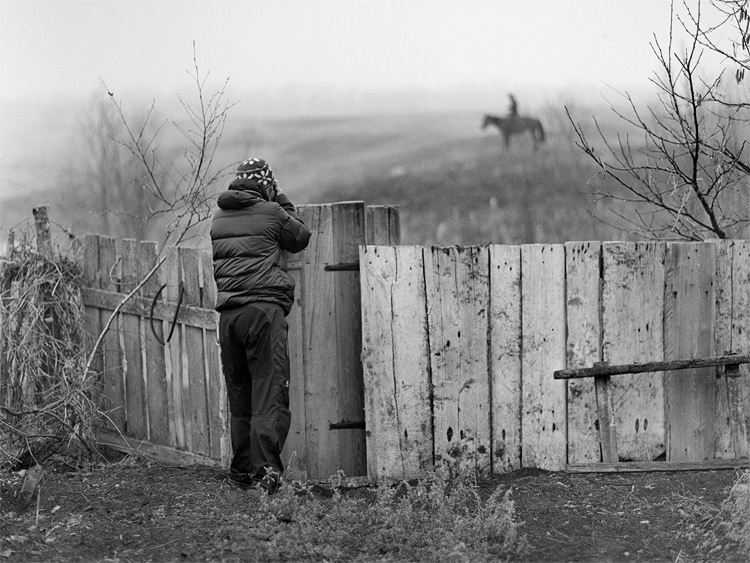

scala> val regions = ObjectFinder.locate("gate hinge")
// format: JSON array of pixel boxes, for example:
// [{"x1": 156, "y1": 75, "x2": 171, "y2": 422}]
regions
[
  {"x1": 324, "y1": 262, "x2": 359, "y2": 271},
  {"x1": 329, "y1": 420, "x2": 366, "y2": 430}
]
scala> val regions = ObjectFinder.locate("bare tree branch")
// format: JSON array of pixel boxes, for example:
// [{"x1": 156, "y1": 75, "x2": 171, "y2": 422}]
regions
[
  {"x1": 102, "y1": 42, "x2": 238, "y2": 250},
  {"x1": 567, "y1": 0, "x2": 749, "y2": 240}
]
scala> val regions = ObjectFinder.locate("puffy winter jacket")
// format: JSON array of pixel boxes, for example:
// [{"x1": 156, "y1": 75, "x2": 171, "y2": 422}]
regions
[{"x1": 210, "y1": 181, "x2": 311, "y2": 315}]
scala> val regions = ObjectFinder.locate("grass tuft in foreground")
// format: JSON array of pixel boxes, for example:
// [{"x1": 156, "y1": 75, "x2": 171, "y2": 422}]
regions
[
  {"x1": 675, "y1": 468, "x2": 750, "y2": 562},
  {"x1": 222, "y1": 465, "x2": 528, "y2": 562},
  {"x1": 715, "y1": 469, "x2": 750, "y2": 558}
]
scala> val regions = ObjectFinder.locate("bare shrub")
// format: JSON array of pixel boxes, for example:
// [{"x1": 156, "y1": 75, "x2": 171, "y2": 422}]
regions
[
  {"x1": 569, "y1": 0, "x2": 750, "y2": 240},
  {"x1": 719, "y1": 470, "x2": 750, "y2": 557},
  {"x1": 103, "y1": 42, "x2": 237, "y2": 248},
  {"x1": 0, "y1": 230, "x2": 97, "y2": 469}
]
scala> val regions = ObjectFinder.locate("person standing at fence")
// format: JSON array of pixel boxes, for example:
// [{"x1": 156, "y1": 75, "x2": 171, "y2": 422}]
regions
[{"x1": 210, "y1": 157, "x2": 311, "y2": 494}]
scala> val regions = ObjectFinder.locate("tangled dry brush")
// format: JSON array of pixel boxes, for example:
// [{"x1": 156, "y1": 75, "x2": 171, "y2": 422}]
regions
[{"x1": 0, "y1": 234, "x2": 100, "y2": 470}]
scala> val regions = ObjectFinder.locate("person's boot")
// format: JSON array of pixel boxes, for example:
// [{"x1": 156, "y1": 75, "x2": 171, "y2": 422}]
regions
[{"x1": 260, "y1": 467, "x2": 282, "y2": 494}]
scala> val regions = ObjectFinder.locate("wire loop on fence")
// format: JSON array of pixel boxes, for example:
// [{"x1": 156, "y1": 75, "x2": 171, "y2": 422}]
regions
[{"x1": 149, "y1": 282, "x2": 184, "y2": 346}]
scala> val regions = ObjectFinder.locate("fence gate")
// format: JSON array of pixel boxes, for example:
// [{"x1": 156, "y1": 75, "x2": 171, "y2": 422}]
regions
[{"x1": 82, "y1": 202, "x2": 400, "y2": 479}]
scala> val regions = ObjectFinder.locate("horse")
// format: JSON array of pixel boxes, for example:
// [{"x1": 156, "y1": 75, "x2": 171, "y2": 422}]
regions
[{"x1": 481, "y1": 114, "x2": 545, "y2": 150}]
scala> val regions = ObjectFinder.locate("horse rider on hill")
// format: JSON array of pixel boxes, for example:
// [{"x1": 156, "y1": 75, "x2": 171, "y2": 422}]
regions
[{"x1": 507, "y1": 94, "x2": 518, "y2": 119}]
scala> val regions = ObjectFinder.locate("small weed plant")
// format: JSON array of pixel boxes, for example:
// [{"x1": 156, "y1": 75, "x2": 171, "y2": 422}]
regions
[
  {"x1": 676, "y1": 469, "x2": 750, "y2": 561},
  {"x1": 717, "y1": 469, "x2": 750, "y2": 558},
  {"x1": 236, "y1": 464, "x2": 528, "y2": 562}
]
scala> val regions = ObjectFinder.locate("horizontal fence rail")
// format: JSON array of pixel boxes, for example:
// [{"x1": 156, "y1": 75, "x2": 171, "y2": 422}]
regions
[
  {"x1": 360, "y1": 240, "x2": 750, "y2": 479},
  {"x1": 554, "y1": 355, "x2": 750, "y2": 379}
]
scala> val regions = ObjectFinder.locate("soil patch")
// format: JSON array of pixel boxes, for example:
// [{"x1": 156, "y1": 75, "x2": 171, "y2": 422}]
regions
[{"x1": 1, "y1": 461, "x2": 745, "y2": 562}]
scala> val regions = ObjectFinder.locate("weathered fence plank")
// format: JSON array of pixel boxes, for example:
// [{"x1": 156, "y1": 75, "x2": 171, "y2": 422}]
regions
[
  {"x1": 366, "y1": 206, "x2": 401, "y2": 245},
  {"x1": 302, "y1": 204, "x2": 340, "y2": 477},
  {"x1": 385, "y1": 246, "x2": 433, "y2": 476},
  {"x1": 713, "y1": 240, "x2": 735, "y2": 459},
  {"x1": 282, "y1": 220, "x2": 307, "y2": 479},
  {"x1": 83, "y1": 235, "x2": 104, "y2": 422},
  {"x1": 520, "y1": 244, "x2": 567, "y2": 470},
  {"x1": 332, "y1": 202, "x2": 367, "y2": 477},
  {"x1": 165, "y1": 246, "x2": 187, "y2": 450},
  {"x1": 139, "y1": 240, "x2": 169, "y2": 447},
  {"x1": 360, "y1": 245, "x2": 433, "y2": 479},
  {"x1": 564, "y1": 241, "x2": 602, "y2": 464},
  {"x1": 730, "y1": 240, "x2": 750, "y2": 457},
  {"x1": 602, "y1": 242, "x2": 665, "y2": 462},
  {"x1": 199, "y1": 250, "x2": 226, "y2": 463},
  {"x1": 425, "y1": 247, "x2": 462, "y2": 468},
  {"x1": 360, "y1": 245, "x2": 398, "y2": 479},
  {"x1": 182, "y1": 247, "x2": 210, "y2": 457},
  {"x1": 664, "y1": 242, "x2": 716, "y2": 461},
  {"x1": 120, "y1": 239, "x2": 147, "y2": 439},
  {"x1": 488, "y1": 244, "x2": 522, "y2": 472},
  {"x1": 99, "y1": 236, "x2": 124, "y2": 431},
  {"x1": 456, "y1": 246, "x2": 491, "y2": 474}
]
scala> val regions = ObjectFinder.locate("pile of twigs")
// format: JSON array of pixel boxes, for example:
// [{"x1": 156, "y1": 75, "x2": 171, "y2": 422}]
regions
[{"x1": 0, "y1": 234, "x2": 99, "y2": 469}]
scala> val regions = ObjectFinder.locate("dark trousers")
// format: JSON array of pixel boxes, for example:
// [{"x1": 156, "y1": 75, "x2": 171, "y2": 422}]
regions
[{"x1": 218, "y1": 302, "x2": 291, "y2": 481}]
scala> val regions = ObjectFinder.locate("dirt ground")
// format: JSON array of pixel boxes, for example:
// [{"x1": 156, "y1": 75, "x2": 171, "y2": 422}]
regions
[{"x1": 0, "y1": 459, "x2": 746, "y2": 562}]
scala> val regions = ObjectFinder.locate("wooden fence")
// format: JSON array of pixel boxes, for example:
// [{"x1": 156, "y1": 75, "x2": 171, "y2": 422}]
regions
[
  {"x1": 82, "y1": 202, "x2": 400, "y2": 479},
  {"x1": 81, "y1": 210, "x2": 749, "y2": 480},
  {"x1": 360, "y1": 241, "x2": 750, "y2": 479}
]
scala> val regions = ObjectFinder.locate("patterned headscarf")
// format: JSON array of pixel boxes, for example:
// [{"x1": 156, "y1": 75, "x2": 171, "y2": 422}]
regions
[{"x1": 234, "y1": 158, "x2": 277, "y2": 200}]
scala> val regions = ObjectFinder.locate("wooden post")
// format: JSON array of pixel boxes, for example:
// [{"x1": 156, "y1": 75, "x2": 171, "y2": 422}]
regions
[
  {"x1": 366, "y1": 205, "x2": 401, "y2": 245},
  {"x1": 32, "y1": 206, "x2": 51, "y2": 258},
  {"x1": 713, "y1": 239, "x2": 735, "y2": 459},
  {"x1": 331, "y1": 202, "x2": 368, "y2": 477}
]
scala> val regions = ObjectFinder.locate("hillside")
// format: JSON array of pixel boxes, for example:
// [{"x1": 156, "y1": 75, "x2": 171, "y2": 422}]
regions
[
  {"x1": 227, "y1": 108, "x2": 629, "y2": 245},
  {"x1": 1, "y1": 105, "x2": 634, "y2": 248}
]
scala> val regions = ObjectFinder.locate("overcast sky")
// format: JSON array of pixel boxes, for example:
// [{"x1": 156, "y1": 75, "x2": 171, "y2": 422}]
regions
[
  {"x1": 1, "y1": 0, "x2": 677, "y2": 102},
  {"x1": 0, "y1": 0, "x2": 695, "y2": 203}
]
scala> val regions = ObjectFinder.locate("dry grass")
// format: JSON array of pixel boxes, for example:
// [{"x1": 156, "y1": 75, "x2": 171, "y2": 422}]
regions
[
  {"x1": 673, "y1": 469, "x2": 750, "y2": 562},
  {"x1": 2, "y1": 461, "x2": 746, "y2": 562},
  {"x1": 0, "y1": 231, "x2": 98, "y2": 470}
]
